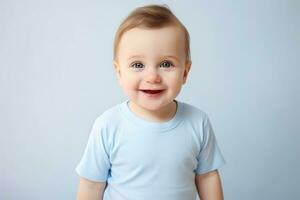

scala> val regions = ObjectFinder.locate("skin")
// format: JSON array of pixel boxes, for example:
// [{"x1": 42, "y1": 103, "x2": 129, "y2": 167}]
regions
[
  {"x1": 76, "y1": 25, "x2": 224, "y2": 200},
  {"x1": 114, "y1": 26, "x2": 191, "y2": 122},
  {"x1": 196, "y1": 170, "x2": 224, "y2": 200},
  {"x1": 76, "y1": 177, "x2": 106, "y2": 200}
]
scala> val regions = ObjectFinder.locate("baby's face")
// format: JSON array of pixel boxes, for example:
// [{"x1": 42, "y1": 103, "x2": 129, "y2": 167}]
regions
[{"x1": 114, "y1": 25, "x2": 191, "y2": 111}]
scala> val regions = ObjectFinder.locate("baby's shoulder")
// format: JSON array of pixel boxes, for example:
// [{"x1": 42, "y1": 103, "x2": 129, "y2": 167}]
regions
[
  {"x1": 180, "y1": 101, "x2": 209, "y2": 121},
  {"x1": 93, "y1": 103, "x2": 123, "y2": 127}
]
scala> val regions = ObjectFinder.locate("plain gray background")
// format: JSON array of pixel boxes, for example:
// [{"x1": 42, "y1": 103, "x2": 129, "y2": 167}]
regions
[{"x1": 1, "y1": 0, "x2": 299, "y2": 199}]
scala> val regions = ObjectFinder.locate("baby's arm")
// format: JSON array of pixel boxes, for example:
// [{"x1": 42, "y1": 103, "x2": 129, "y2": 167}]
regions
[
  {"x1": 76, "y1": 177, "x2": 107, "y2": 200},
  {"x1": 195, "y1": 169, "x2": 224, "y2": 200}
]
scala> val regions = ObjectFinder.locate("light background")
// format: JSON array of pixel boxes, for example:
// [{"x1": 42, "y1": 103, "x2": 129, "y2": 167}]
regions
[{"x1": 0, "y1": 0, "x2": 299, "y2": 199}]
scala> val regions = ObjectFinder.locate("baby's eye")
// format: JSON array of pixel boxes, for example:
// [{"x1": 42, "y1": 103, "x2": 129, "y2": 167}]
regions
[
  {"x1": 131, "y1": 62, "x2": 144, "y2": 69},
  {"x1": 160, "y1": 60, "x2": 173, "y2": 68}
]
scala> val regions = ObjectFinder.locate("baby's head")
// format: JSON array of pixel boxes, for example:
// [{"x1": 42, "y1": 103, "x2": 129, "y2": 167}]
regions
[{"x1": 113, "y1": 5, "x2": 192, "y2": 111}]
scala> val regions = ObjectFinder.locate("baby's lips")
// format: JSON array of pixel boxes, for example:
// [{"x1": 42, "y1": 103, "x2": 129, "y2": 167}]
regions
[{"x1": 140, "y1": 89, "x2": 165, "y2": 94}]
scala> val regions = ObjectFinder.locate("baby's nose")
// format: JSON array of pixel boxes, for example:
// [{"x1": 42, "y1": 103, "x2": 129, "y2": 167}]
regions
[{"x1": 146, "y1": 69, "x2": 161, "y2": 83}]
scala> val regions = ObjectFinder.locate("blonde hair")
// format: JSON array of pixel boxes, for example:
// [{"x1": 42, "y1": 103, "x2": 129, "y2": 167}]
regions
[{"x1": 113, "y1": 4, "x2": 191, "y2": 62}]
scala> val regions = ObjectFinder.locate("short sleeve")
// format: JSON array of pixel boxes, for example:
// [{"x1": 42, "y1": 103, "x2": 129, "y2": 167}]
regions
[
  {"x1": 195, "y1": 115, "x2": 226, "y2": 174},
  {"x1": 75, "y1": 118, "x2": 111, "y2": 182}
]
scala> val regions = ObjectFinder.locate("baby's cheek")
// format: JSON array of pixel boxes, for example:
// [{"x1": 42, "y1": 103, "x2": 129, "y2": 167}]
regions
[
  {"x1": 121, "y1": 80, "x2": 139, "y2": 96},
  {"x1": 170, "y1": 77, "x2": 183, "y2": 87},
  {"x1": 170, "y1": 79, "x2": 184, "y2": 93},
  {"x1": 121, "y1": 75, "x2": 134, "y2": 85},
  {"x1": 123, "y1": 79, "x2": 138, "y2": 90}
]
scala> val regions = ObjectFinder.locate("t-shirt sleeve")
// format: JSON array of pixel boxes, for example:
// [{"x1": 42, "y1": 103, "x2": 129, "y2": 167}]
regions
[
  {"x1": 75, "y1": 118, "x2": 111, "y2": 182},
  {"x1": 195, "y1": 115, "x2": 226, "y2": 175}
]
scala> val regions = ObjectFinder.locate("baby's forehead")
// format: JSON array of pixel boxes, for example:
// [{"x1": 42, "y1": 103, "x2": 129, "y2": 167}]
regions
[
  {"x1": 118, "y1": 26, "x2": 186, "y2": 57},
  {"x1": 122, "y1": 25, "x2": 184, "y2": 40}
]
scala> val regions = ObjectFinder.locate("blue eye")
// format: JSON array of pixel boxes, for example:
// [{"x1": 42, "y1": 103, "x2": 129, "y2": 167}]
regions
[
  {"x1": 131, "y1": 62, "x2": 144, "y2": 69},
  {"x1": 160, "y1": 60, "x2": 173, "y2": 68}
]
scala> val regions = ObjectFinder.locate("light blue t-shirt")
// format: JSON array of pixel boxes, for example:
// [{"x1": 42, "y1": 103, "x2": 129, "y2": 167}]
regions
[{"x1": 76, "y1": 99, "x2": 225, "y2": 200}]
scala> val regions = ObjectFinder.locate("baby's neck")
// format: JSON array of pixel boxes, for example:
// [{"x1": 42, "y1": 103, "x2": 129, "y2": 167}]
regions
[{"x1": 128, "y1": 100, "x2": 177, "y2": 123}]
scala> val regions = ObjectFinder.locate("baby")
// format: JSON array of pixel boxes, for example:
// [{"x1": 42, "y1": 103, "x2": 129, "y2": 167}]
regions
[{"x1": 76, "y1": 4, "x2": 225, "y2": 200}]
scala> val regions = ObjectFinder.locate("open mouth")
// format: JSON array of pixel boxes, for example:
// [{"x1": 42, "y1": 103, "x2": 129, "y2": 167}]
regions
[{"x1": 140, "y1": 90, "x2": 165, "y2": 94}]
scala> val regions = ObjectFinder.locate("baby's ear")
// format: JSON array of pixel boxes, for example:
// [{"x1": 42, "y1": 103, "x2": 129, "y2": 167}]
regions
[
  {"x1": 183, "y1": 60, "x2": 192, "y2": 84},
  {"x1": 113, "y1": 60, "x2": 121, "y2": 78}
]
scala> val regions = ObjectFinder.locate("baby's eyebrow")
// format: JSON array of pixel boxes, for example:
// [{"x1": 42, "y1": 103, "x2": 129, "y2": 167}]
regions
[
  {"x1": 163, "y1": 55, "x2": 179, "y2": 62},
  {"x1": 127, "y1": 55, "x2": 144, "y2": 60}
]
